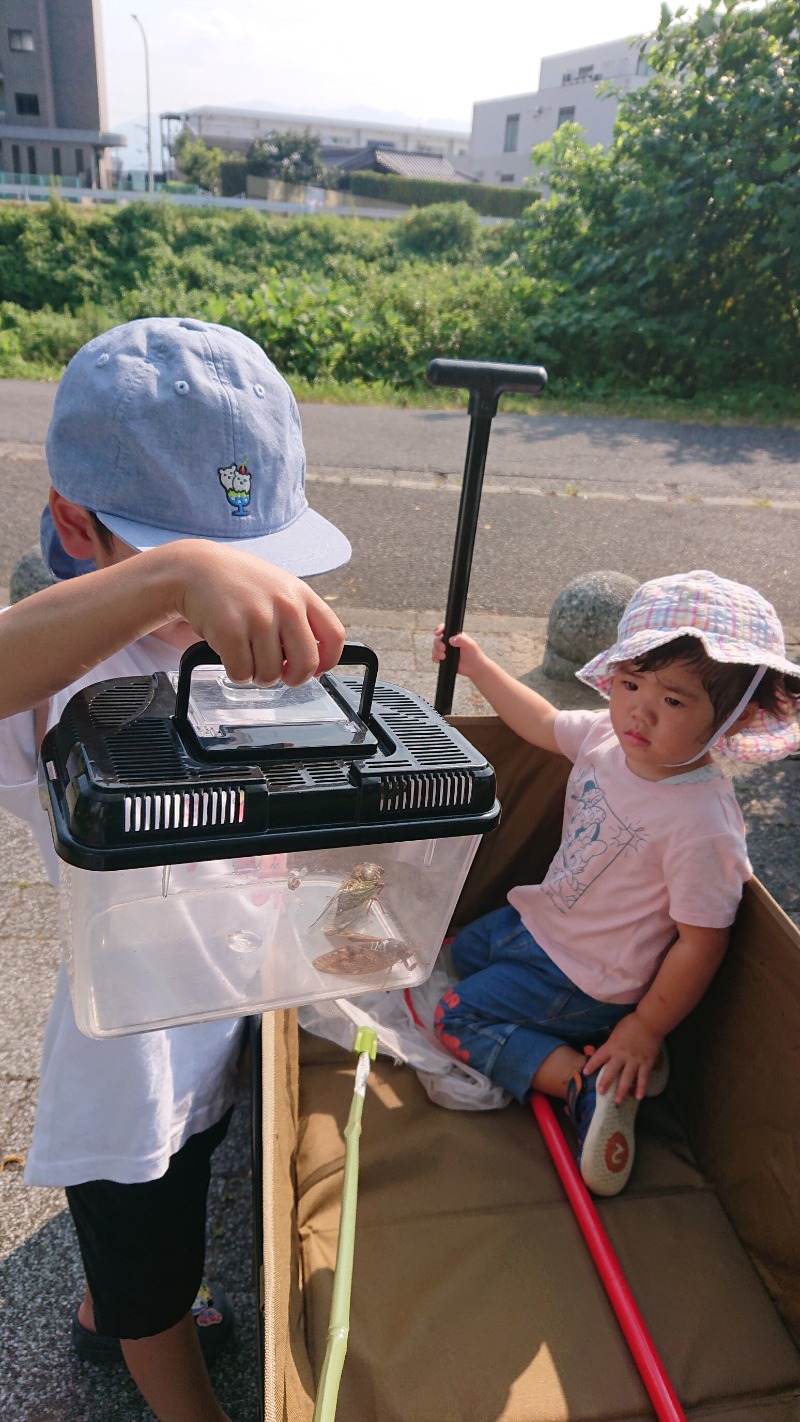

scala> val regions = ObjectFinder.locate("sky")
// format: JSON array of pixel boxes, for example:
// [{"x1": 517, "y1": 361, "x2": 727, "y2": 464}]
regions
[{"x1": 101, "y1": 0, "x2": 674, "y2": 168}]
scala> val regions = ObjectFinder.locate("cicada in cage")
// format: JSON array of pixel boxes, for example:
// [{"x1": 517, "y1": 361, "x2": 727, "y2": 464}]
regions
[
  {"x1": 313, "y1": 931, "x2": 418, "y2": 980},
  {"x1": 311, "y1": 862, "x2": 386, "y2": 934}
]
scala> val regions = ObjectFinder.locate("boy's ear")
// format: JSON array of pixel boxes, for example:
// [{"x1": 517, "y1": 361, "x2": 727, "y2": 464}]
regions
[{"x1": 48, "y1": 489, "x2": 98, "y2": 560}]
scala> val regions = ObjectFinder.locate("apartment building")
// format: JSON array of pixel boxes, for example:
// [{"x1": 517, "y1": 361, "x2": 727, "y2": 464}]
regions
[
  {"x1": 0, "y1": 0, "x2": 124, "y2": 187},
  {"x1": 469, "y1": 36, "x2": 652, "y2": 186}
]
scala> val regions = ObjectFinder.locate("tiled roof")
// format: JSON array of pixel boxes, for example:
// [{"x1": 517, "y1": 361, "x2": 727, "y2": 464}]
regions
[{"x1": 331, "y1": 145, "x2": 475, "y2": 182}]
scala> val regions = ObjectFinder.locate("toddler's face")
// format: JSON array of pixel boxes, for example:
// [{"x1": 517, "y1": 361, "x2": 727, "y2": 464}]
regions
[{"x1": 608, "y1": 659, "x2": 717, "y2": 780}]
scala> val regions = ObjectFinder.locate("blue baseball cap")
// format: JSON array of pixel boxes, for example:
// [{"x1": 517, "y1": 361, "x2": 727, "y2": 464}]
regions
[{"x1": 43, "y1": 317, "x2": 351, "y2": 578}]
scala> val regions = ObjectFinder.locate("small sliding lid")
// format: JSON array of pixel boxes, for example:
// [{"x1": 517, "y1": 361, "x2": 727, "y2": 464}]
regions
[
  {"x1": 172, "y1": 640, "x2": 379, "y2": 762},
  {"x1": 39, "y1": 641, "x2": 500, "y2": 870}
]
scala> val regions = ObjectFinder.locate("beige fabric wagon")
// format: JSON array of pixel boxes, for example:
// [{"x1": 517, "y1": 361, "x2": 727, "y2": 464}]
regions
[{"x1": 259, "y1": 721, "x2": 800, "y2": 1421}]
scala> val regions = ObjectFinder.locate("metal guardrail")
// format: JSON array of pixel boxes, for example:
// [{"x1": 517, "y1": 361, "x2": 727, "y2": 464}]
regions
[
  {"x1": 0, "y1": 171, "x2": 81, "y2": 189},
  {"x1": 0, "y1": 183, "x2": 412, "y2": 219}
]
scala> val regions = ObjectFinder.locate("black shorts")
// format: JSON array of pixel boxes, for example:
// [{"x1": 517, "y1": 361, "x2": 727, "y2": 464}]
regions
[{"x1": 65, "y1": 1107, "x2": 233, "y2": 1339}]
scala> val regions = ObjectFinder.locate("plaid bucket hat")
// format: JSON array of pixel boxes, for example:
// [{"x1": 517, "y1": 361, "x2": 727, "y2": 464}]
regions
[{"x1": 578, "y1": 570, "x2": 800, "y2": 763}]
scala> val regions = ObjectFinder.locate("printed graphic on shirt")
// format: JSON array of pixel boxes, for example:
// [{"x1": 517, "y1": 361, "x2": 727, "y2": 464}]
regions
[{"x1": 543, "y1": 763, "x2": 646, "y2": 912}]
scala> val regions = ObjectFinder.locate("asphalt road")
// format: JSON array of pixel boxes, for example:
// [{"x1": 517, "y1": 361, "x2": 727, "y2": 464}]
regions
[{"x1": 1, "y1": 379, "x2": 799, "y2": 624}]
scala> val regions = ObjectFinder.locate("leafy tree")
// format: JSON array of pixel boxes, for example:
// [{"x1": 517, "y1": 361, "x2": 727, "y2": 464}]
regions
[
  {"x1": 518, "y1": 0, "x2": 800, "y2": 391},
  {"x1": 246, "y1": 131, "x2": 326, "y2": 186},
  {"x1": 172, "y1": 130, "x2": 230, "y2": 194}
]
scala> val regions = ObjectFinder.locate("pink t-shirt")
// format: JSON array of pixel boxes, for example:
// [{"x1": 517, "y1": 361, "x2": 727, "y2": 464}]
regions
[{"x1": 508, "y1": 709, "x2": 751, "y2": 1004}]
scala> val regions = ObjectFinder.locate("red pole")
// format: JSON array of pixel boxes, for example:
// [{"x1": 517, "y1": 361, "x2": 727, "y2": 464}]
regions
[{"x1": 531, "y1": 1091, "x2": 686, "y2": 1422}]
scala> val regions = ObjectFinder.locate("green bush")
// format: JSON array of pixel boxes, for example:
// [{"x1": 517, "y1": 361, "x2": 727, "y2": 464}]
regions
[
  {"x1": 396, "y1": 202, "x2": 481, "y2": 260},
  {"x1": 349, "y1": 171, "x2": 537, "y2": 218}
]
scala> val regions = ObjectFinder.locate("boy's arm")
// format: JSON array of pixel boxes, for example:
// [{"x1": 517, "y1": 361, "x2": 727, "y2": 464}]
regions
[
  {"x1": 433, "y1": 628, "x2": 560, "y2": 753},
  {"x1": 0, "y1": 541, "x2": 345, "y2": 719},
  {"x1": 585, "y1": 921, "x2": 730, "y2": 1101}
]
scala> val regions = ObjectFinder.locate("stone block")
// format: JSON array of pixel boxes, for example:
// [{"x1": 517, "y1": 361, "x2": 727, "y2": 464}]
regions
[{"x1": 543, "y1": 571, "x2": 637, "y2": 681}]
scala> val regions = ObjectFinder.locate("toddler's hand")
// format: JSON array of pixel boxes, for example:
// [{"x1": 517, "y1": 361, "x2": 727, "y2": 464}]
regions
[
  {"x1": 431, "y1": 625, "x2": 484, "y2": 679},
  {"x1": 583, "y1": 1013, "x2": 663, "y2": 1103}
]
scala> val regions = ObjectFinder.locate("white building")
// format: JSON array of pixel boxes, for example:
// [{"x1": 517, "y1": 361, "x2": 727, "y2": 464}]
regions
[
  {"x1": 165, "y1": 106, "x2": 470, "y2": 171},
  {"x1": 469, "y1": 36, "x2": 652, "y2": 186}
]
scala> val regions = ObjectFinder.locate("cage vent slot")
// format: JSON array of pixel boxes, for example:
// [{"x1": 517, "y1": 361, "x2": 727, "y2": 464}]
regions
[
  {"x1": 304, "y1": 763, "x2": 352, "y2": 789},
  {"x1": 380, "y1": 715, "x2": 472, "y2": 769},
  {"x1": 378, "y1": 771, "x2": 474, "y2": 815},
  {"x1": 105, "y1": 721, "x2": 186, "y2": 783},
  {"x1": 89, "y1": 679, "x2": 155, "y2": 730},
  {"x1": 124, "y1": 786, "x2": 246, "y2": 835},
  {"x1": 266, "y1": 766, "x2": 310, "y2": 792}
]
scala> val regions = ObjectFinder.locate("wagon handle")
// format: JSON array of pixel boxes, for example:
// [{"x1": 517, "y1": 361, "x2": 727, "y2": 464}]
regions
[
  {"x1": 531, "y1": 1092, "x2": 687, "y2": 1422},
  {"x1": 427, "y1": 359, "x2": 548, "y2": 715}
]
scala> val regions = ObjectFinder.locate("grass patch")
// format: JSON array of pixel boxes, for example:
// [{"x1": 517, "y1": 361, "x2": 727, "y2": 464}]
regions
[{"x1": 2, "y1": 360, "x2": 798, "y2": 430}]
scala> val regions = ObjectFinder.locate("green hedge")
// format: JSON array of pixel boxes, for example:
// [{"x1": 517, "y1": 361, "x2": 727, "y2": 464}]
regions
[
  {"x1": 219, "y1": 160, "x2": 248, "y2": 198},
  {"x1": 349, "y1": 172, "x2": 536, "y2": 218}
]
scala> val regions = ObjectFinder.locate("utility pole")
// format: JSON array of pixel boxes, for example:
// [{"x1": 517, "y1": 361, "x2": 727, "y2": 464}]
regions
[{"x1": 131, "y1": 14, "x2": 154, "y2": 194}]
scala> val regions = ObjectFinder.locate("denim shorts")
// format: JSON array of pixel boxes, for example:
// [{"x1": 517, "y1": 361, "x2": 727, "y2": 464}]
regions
[{"x1": 434, "y1": 905, "x2": 633, "y2": 1103}]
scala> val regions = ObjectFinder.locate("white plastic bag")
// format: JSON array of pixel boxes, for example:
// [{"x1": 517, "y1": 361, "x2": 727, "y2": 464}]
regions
[{"x1": 297, "y1": 963, "x2": 510, "y2": 1111}]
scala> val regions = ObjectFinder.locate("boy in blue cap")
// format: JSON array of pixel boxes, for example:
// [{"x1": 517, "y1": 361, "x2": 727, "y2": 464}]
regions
[{"x1": 0, "y1": 318, "x2": 351, "y2": 1422}]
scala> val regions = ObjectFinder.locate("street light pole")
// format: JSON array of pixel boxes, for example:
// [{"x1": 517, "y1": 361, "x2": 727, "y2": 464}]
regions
[{"x1": 131, "y1": 13, "x2": 154, "y2": 195}]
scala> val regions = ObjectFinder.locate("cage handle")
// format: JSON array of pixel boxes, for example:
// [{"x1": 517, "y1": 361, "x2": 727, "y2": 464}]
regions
[{"x1": 174, "y1": 640, "x2": 379, "y2": 733}]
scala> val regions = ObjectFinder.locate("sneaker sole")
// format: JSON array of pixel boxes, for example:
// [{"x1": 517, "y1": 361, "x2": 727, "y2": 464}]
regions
[{"x1": 579, "y1": 1075, "x2": 639, "y2": 1196}]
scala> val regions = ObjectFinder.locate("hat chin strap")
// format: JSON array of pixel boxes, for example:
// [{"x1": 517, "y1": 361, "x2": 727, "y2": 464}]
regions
[{"x1": 665, "y1": 665, "x2": 767, "y2": 768}]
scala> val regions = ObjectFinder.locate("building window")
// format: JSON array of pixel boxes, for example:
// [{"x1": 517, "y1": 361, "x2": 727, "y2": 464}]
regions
[
  {"x1": 636, "y1": 54, "x2": 652, "y2": 76},
  {"x1": 9, "y1": 28, "x2": 36, "y2": 51},
  {"x1": 503, "y1": 114, "x2": 520, "y2": 153},
  {"x1": 12, "y1": 144, "x2": 22, "y2": 174},
  {"x1": 500, "y1": 174, "x2": 514, "y2": 184},
  {"x1": 578, "y1": 64, "x2": 595, "y2": 80},
  {"x1": 75, "y1": 147, "x2": 85, "y2": 174},
  {"x1": 27, "y1": 145, "x2": 37, "y2": 174},
  {"x1": 557, "y1": 106, "x2": 576, "y2": 127},
  {"x1": 15, "y1": 92, "x2": 40, "y2": 116},
  {"x1": 52, "y1": 146, "x2": 62, "y2": 176}
]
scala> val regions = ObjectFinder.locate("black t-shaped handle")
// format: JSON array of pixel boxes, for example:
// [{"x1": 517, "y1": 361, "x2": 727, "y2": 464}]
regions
[
  {"x1": 426, "y1": 358, "x2": 548, "y2": 713},
  {"x1": 427, "y1": 358, "x2": 547, "y2": 418}
]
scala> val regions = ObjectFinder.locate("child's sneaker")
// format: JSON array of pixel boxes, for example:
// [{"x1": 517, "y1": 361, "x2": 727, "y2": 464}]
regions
[
  {"x1": 71, "y1": 1281, "x2": 234, "y2": 1363},
  {"x1": 565, "y1": 1054, "x2": 639, "y2": 1197}
]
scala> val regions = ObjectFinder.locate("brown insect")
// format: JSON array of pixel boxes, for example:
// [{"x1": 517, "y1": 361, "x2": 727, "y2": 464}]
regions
[
  {"x1": 311, "y1": 862, "x2": 385, "y2": 933},
  {"x1": 313, "y1": 931, "x2": 418, "y2": 978}
]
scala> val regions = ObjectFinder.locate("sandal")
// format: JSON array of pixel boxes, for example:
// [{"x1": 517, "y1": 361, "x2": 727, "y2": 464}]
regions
[{"x1": 71, "y1": 1280, "x2": 234, "y2": 1363}]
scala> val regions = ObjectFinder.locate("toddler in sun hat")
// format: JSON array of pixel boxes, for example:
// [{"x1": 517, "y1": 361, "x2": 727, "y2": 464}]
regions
[
  {"x1": 431, "y1": 568, "x2": 799, "y2": 1197},
  {"x1": 578, "y1": 569, "x2": 800, "y2": 762}
]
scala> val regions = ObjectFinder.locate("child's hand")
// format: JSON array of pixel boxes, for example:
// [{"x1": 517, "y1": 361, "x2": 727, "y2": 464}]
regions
[
  {"x1": 176, "y1": 544, "x2": 345, "y2": 687},
  {"x1": 431, "y1": 625, "x2": 484, "y2": 679},
  {"x1": 583, "y1": 1013, "x2": 663, "y2": 1104}
]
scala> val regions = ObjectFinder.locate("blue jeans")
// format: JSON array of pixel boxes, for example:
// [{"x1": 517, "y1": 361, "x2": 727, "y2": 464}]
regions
[{"x1": 434, "y1": 905, "x2": 633, "y2": 1103}]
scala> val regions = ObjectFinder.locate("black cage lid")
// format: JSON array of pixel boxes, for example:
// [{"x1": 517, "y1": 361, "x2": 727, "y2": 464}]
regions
[{"x1": 39, "y1": 641, "x2": 499, "y2": 870}]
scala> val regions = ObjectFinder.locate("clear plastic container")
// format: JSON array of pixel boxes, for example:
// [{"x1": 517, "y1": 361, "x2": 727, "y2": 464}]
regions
[{"x1": 61, "y1": 835, "x2": 480, "y2": 1037}]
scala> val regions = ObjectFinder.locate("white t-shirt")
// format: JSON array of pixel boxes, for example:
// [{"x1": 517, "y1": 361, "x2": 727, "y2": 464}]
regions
[
  {"x1": 0, "y1": 624, "x2": 244, "y2": 1187},
  {"x1": 508, "y1": 709, "x2": 751, "y2": 1005}
]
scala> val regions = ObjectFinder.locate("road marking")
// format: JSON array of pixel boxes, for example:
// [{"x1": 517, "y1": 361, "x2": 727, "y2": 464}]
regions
[{"x1": 306, "y1": 469, "x2": 800, "y2": 511}]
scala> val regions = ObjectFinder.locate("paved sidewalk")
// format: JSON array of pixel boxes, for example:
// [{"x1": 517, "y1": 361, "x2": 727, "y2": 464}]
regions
[{"x1": 1, "y1": 607, "x2": 797, "y2": 1422}]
